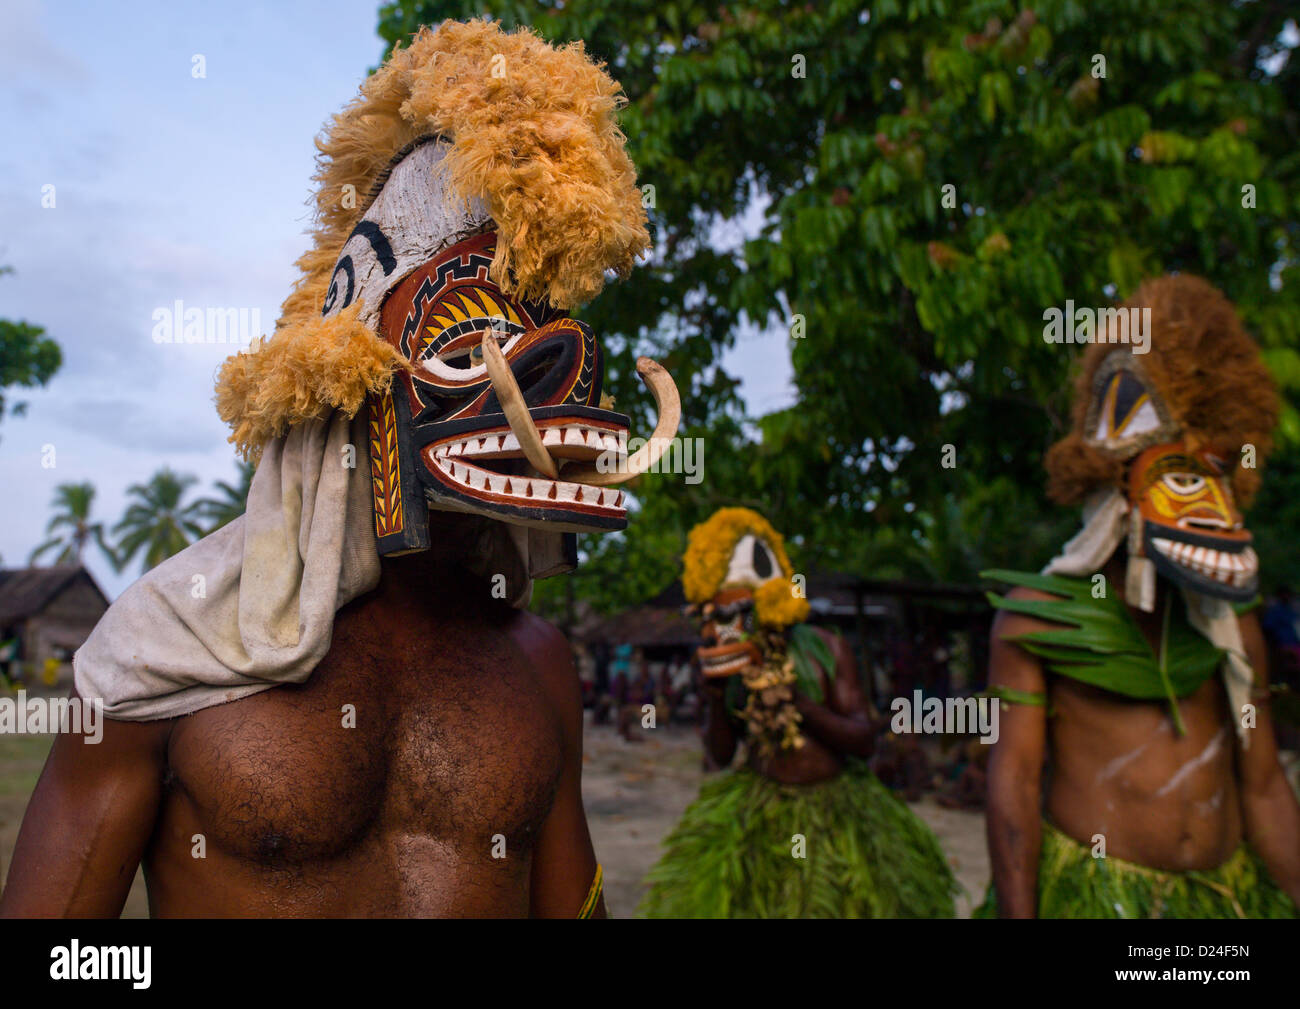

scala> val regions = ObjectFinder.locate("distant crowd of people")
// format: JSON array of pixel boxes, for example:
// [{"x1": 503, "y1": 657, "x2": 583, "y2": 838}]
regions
[{"x1": 573, "y1": 642, "x2": 704, "y2": 742}]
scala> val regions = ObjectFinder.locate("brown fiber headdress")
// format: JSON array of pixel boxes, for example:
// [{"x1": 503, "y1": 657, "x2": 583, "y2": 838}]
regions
[
  {"x1": 214, "y1": 20, "x2": 650, "y2": 459},
  {"x1": 1044, "y1": 274, "x2": 1279, "y2": 508}
]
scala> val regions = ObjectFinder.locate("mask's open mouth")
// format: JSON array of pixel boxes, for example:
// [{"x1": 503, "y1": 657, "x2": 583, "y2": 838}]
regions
[
  {"x1": 1144, "y1": 524, "x2": 1258, "y2": 600},
  {"x1": 695, "y1": 593, "x2": 759, "y2": 677},
  {"x1": 698, "y1": 641, "x2": 761, "y2": 677},
  {"x1": 419, "y1": 405, "x2": 631, "y2": 521},
  {"x1": 408, "y1": 326, "x2": 681, "y2": 533}
]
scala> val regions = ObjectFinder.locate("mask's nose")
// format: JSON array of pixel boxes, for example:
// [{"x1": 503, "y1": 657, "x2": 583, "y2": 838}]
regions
[
  {"x1": 1176, "y1": 478, "x2": 1242, "y2": 532},
  {"x1": 1179, "y1": 509, "x2": 1234, "y2": 531}
]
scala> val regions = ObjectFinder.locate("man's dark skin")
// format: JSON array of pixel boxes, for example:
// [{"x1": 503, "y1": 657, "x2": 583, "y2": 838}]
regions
[
  {"x1": 0, "y1": 513, "x2": 605, "y2": 918},
  {"x1": 701, "y1": 622, "x2": 876, "y2": 785},
  {"x1": 987, "y1": 551, "x2": 1300, "y2": 917}
]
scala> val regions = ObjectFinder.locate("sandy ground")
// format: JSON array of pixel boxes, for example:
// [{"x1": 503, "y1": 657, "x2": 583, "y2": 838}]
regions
[{"x1": 0, "y1": 718, "x2": 989, "y2": 918}]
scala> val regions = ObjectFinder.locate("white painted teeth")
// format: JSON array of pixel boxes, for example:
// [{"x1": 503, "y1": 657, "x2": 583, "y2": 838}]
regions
[
  {"x1": 438, "y1": 425, "x2": 625, "y2": 462},
  {"x1": 431, "y1": 453, "x2": 627, "y2": 511},
  {"x1": 1154, "y1": 536, "x2": 1257, "y2": 587}
]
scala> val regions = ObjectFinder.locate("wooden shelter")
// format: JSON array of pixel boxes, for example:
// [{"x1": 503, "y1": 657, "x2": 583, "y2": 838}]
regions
[{"x1": 0, "y1": 566, "x2": 109, "y2": 688}]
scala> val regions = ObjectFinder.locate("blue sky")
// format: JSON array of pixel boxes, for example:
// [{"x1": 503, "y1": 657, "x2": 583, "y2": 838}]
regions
[{"x1": 0, "y1": 0, "x2": 795, "y2": 598}]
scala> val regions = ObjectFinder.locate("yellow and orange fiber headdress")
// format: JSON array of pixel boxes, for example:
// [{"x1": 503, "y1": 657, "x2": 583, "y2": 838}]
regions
[
  {"x1": 1044, "y1": 274, "x2": 1279, "y2": 508},
  {"x1": 215, "y1": 20, "x2": 650, "y2": 459},
  {"x1": 682, "y1": 507, "x2": 810, "y2": 629}
]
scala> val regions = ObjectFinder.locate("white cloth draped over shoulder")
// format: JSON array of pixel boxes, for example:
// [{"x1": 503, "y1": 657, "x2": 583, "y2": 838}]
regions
[{"x1": 74, "y1": 411, "x2": 381, "y2": 720}]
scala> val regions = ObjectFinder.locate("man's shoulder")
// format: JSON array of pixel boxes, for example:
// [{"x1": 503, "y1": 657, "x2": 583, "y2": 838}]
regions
[
  {"x1": 992, "y1": 585, "x2": 1075, "y2": 640},
  {"x1": 507, "y1": 610, "x2": 570, "y2": 663},
  {"x1": 507, "y1": 611, "x2": 580, "y2": 706}
]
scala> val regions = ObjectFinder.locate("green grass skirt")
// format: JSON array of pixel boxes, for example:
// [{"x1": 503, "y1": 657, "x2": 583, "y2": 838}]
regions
[
  {"x1": 636, "y1": 760, "x2": 956, "y2": 918},
  {"x1": 973, "y1": 820, "x2": 1298, "y2": 919}
]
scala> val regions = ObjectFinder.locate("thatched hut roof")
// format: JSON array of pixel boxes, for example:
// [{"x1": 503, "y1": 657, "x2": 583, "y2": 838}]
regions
[{"x1": 0, "y1": 566, "x2": 107, "y2": 625}]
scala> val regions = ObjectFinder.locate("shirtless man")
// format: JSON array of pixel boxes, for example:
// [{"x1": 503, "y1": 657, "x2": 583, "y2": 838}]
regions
[
  {"x1": 639, "y1": 507, "x2": 955, "y2": 918},
  {"x1": 1, "y1": 22, "x2": 665, "y2": 918},
  {"x1": 987, "y1": 554, "x2": 1300, "y2": 917},
  {"x1": 983, "y1": 274, "x2": 1300, "y2": 917},
  {"x1": 1, "y1": 517, "x2": 600, "y2": 917}
]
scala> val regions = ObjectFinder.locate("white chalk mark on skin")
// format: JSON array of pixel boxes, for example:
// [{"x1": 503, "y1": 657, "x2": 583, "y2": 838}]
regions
[
  {"x1": 1154, "y1": 728, "x2": 1227, "y2": 798},
  {"x1": 1097, "y1": 741, "x2": 1149, "y2": 784},
  {"x1": 1193, "y1": 787, "x2": 1226, "y2": 817}
]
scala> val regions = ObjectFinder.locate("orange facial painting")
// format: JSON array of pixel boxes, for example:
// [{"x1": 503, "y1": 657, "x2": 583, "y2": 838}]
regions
[
  {"x1": 1128, "y1": 440, "x2": 1258, "y2": 599},
  {"x1": 1131, "y1": 442, "x2": 1245, "y2": 539}
]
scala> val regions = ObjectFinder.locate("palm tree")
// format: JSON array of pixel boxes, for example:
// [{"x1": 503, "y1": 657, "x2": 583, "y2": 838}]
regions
[
  {"x1": 29, "y1": 482, "x2": 114, "y2": 567},
  {"x1": 112, "y1": 468, "x2": 206, "y2": 573},
  {"x1": 194, "y1": 459, "x2": 256, "y2": 532}
]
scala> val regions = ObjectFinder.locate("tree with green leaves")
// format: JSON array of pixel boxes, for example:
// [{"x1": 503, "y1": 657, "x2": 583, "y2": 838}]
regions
[
  {"x1": 0, "y1": 265, "x2": 61, "y2": 427},
  {"x1": 112, "y1": 468, "x2": 207, "y2": 573},
  {"x1": 29, "y1": 482, "x2": 116, "y2": 568},
  {"x1": 194, "y1": 459, "x2": 256, "y2": 533},
  {"x1": 377, "y1": 1, "x2": 1299, "y2": 614}
]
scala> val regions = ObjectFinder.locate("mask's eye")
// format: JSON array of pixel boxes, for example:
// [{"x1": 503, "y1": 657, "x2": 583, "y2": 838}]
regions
[
  {"x1": 724, "y1": 533, "x2": 781, "y2": 587},
  {"x1": 418, "y1": 287, "x2": 528, "y2": 381},
  {"x1": 321, "y1": 221, "x2": 397, "y2": 319},
  {"x1": 323, "y1": 255, "x2": 355, "y2": 316},
  {"x1": 1162, "y1": 473, "x2": 1206, "y2": 495}
]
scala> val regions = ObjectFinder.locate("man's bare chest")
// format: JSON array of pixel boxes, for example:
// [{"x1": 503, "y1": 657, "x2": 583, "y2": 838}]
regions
[
  {"x1": 1048, "y1": 676, "x2": 1236, "y2": 799},
  {"x1": 161, "y1": 639, "x2": 565, "y2": 868}
]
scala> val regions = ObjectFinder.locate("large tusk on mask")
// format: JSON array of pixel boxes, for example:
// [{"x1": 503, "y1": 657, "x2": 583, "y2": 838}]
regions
[
  {"x1": 480, "y1": 330, "x2": 559, "y2": 479},
  {"x1": 563, "y1": 357, "x2": 682, "y2": 487}
]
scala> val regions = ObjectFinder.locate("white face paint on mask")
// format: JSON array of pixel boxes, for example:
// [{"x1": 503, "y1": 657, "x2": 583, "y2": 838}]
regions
[
  {"x1": 321, "y1": 137, "x2": 491, "y2": 329},
  {"x1": 722, "y1": 533, "x2": 780, "y2": 589}
]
